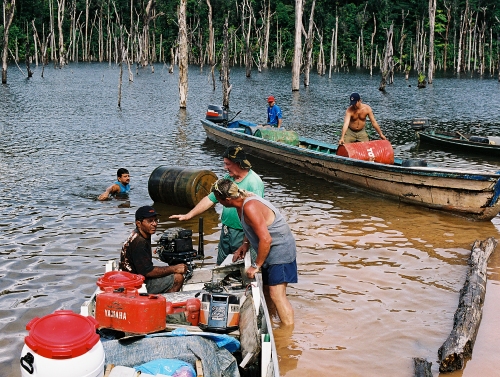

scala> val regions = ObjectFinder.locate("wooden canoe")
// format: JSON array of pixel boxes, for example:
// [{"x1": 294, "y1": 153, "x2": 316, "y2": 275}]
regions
[
  {"x1": 201, "y1": 118, "x2": 500, "y2": 221},
  {"x1": 417, "y1": 129, "x2": 500, "y2": 156}
]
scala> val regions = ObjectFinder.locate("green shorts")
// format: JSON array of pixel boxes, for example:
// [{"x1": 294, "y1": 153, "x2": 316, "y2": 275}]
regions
[
  {"x1": 217, "y1": 225, "x2": 257, "y2": 265},
  {"x1": 344, "y1": 127, "x2": 369, "y2": 143},
  {"x1": 145, "y1": 275, "x2": 175, "y2": 294}
]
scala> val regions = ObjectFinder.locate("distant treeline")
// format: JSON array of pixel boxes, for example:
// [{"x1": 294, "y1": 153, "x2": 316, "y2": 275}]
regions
[{"x1": 2, "y1": 0, "x2": 500, "y2": 76}]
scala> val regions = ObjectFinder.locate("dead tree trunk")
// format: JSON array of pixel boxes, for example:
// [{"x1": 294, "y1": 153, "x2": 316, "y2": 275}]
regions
[
  {"x1": 328, "y1": 27, "x2": 334, "y2": 78},
  {"x1": 57, "y1": 0, "x2": 66, "y2": 66},
  {"x1": 291, "y1": 0, "x2": 303, "y2": 91},
  {"x1": 370, "y1": 13, "x2": 376, "y2": 76},
  {"x1": 379, "y1": 23, "x2": 393, "y2": 92},
  {"x1": 443, "y1": 1, "x2": 451, "y2": 72},
  {"x1": 303, "y1": 0, "x2": 316, "y2": 87},
  {"x1": 206, "y1": 0, "x2": 214, "y2": 66},
  {"x1": 413, "y1": 358, "x2": 432, "y2": 377},
  {"x1": 178, "y1": 0, "x2": 188, "y2": 108},
  {"x1": 2, "y1": 0, "x2": 16, "y2": 84},
  {"x1": 222, "y1": 16, "x2": 231, "y2": 108},
  {"x1": 438, "y1": 237, "x2": 497, "y2": 373},
  {"x1": 427, "y1": 0, "x2": 436, "y2": 84},
  {"x1": 262, "y1": 0, "x2": 272, "y2": 69},
  {"x1": 25, "y1": 41, "x2": 33, "y2": 77}
]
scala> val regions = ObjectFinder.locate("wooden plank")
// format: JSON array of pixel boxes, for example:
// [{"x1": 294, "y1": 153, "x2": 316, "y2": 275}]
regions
[{"x1": 195, "y1": 359, "x2": 203, "y2": 377}]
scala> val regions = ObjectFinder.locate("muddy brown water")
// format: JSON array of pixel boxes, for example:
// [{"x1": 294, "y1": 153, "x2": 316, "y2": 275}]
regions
[{"x1": 1, "y1": 64, "x2": 500, "y2": 376}]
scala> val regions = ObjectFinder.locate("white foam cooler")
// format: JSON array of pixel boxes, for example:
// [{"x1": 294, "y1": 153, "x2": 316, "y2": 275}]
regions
[{"x1": 20, "y1": 310, "x2": 104, "y2": 377}]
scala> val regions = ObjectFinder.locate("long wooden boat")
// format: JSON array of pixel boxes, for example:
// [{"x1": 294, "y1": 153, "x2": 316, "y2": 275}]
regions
[
  {"x1": 201, "y1": 117, "x2": 500, "y2": 221},
  {"x1": 416, "y1": 129, "x2": 500, "y2": 156},
  {"x1": 80, "y1": 253, "x2": 280, "y2": 377}
]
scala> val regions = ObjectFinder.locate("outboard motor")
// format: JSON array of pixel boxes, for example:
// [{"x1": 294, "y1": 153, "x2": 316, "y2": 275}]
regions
[
  {"x1": 157, "y1": 227, "x2": 198, "y2": 266},
  {"x1": 206, "y1": 105, "x2": 228, "y2": 124},
  {"x1": 411, "y1": 118, "x2": 430, "y2": 131},
  {"x1": 156, "y1": 218, "x2": 205, "y2": 281}
]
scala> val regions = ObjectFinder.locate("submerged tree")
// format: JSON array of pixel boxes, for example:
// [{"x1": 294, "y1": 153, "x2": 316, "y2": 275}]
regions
[
  {"x1": 178, "y1": 0, "x2": 188, "y2": 108},
  {"x1": 291, "y1": 0, "x2": 303, "y2": 91},
  {"x1": 2, "y1": 0, "x2": 16, "y2": 84}
]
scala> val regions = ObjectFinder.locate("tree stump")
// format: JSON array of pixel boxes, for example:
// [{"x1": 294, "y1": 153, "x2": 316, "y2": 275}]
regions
[
  {"x1": 413, "y1": 358, "x2": 432, "y2": 377},
  {"x1": 438, "y1": 237, "x2": 497, "y2": 372}
]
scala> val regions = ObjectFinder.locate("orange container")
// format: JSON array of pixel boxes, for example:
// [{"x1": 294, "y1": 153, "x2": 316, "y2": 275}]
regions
[
  {"x1": 166, "y1": 298, "x2": 201, "y2": 326},
  {"x1": 336, "y1": 140, "x2": 394, "y2": 164},
  {"x1": 95, "y1": 288, "x2": 166, "y2": 334}
]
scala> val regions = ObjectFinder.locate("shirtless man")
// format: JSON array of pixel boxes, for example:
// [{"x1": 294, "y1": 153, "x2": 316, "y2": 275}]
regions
[
  {"x1": 339, "y1": 92, "x2": 387, "y2": 145},
  {"x1": 98, "y1": 168, "x2": 130, "y2": 200}
]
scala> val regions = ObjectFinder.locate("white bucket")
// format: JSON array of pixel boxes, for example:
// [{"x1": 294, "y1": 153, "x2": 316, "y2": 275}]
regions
[{"x1": 20, "y1": 310, "x2": 104, "y2": 377}]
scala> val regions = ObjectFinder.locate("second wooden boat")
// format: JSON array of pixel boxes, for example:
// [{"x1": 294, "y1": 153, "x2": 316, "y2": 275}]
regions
[{"x1": 201, "y1": 108, "x2": 500, "y2": 221}]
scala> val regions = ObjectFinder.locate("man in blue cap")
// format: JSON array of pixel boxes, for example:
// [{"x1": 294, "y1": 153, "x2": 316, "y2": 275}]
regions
[
  {"x1": 339, "y1": 92, "x2": 386, "y2": 145},
  {"x1": 119, "y1": 205, "x2": 187, "y2": 293}
]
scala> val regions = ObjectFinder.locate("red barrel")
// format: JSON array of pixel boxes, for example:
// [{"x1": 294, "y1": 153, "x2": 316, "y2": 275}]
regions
[{"x1": 336, "y1": 140, "x2": 394, "y2": 164}]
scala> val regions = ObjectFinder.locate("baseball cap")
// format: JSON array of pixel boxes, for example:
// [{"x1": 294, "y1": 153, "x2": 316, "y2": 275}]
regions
[
  {"x1": 267, "y1": 96, "x2": 275, "y2": 103},
  {"x1": 223, "y1": 146, "x2": 252, "y2": 169},
  {"x1": 135, "y1": 205, "x2": 158, "y2": 221},
  {"x1": 350, "y1": 93, "x2": 360, "y2": 105}
]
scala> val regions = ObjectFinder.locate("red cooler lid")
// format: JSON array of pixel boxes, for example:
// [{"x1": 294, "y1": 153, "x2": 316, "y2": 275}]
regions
[
  {"x1": 25, "y1": 310, "x2": 100, "y2": 359},
  {"x1": 96, "y1": 271, "x2": 145, "y2": 290}
]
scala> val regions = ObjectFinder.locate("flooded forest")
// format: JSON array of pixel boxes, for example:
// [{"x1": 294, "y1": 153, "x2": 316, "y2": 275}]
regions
[{"x1": 2, "y1": 0, "x2": 500, "y2": 87}]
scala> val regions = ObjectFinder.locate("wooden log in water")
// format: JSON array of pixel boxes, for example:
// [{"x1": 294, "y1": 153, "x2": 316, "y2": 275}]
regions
[
  {"x1": 438, "y1": 237, "x2": 497, "y2": 373},
  {"x1": 413, "y1": 358, "x2": 432, "y2": 377}
]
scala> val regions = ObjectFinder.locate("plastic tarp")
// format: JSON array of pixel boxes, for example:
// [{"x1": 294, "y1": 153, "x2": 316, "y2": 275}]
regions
[
  {"x1": 148, "y1": 328, "x2": 240, "y2": 353},
  {"x1": 102, "y1": 335, "x2": 240, "y2": 377}
]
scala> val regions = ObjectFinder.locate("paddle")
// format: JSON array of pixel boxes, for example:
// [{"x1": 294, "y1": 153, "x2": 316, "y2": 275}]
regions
[{"x1": 456, "y1": 131, "x2": 469, "y2": 141}]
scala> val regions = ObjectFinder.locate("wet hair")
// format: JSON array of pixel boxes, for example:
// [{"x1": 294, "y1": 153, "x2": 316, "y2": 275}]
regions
[
  {"x1": 117, "y1": 168, "x2": 129, "y2": 177},
  {"x1": 211, "y1": 178, "x2": 249, "y2": 200}
]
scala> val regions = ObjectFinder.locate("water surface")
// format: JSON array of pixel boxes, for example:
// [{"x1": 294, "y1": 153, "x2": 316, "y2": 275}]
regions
[{"x1": 1, "y1": 64, "x2": 500, "y2": 376}]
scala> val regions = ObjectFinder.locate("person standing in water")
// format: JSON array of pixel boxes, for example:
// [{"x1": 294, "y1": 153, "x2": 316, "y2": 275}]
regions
[{"x1": 98, "y1": 168, "x2": 130, "y2": 200}]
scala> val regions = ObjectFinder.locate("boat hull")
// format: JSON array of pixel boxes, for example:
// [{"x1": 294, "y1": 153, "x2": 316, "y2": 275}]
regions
[
  {"x1": 417, "y1": 130, "x2": 500, "y2": 156},
  {"x1": 202, "y1": 120, "x2": 500, "y2": 221}
]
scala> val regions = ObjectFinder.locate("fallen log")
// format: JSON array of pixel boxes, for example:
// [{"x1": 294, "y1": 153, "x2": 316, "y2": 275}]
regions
[
  {"x1": 438, "y1": 237, "x2": 497, "y2": 373},
  {"x1": 413, "y1": 357, "x2": 432, "y2": 377}
]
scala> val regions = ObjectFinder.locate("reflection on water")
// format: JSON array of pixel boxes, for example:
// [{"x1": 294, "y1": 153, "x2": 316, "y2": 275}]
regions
[{"x1": 1, "y1": 64, "x2": 500, "y2": 376}]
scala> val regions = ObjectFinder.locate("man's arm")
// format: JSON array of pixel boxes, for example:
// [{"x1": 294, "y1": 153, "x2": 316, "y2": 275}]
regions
[
  {"x1": 145, "y1": 264, "x2": 187, "y2": 278},
  {"x1": 98, "y1": 183, "x2": 120, "y2": 201},
  {"x1": 169, "y1": 195, "x2": 215, "y2": 221},
  {"x1": 339, "y1": 109, "x2": 352, "y2": 145},
  {"x1": 277, "y1": 117, "x2": 283, "y2": 128},
  {"x1": 366, "y1": 106, "x2": 387, "y2": 140}
]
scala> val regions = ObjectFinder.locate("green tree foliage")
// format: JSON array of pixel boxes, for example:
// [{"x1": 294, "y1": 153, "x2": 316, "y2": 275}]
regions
[{"x1": 2, "y1": 0, "x2": 499, "y2": 74}]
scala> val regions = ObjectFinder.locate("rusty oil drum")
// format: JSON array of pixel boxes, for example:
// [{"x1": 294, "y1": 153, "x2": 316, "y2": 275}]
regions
[
  {"x1": 336, "y1": 140, "x2": 394, "y2": 164},
  {"x1": 148, "y1": 166, "x2": 217, "y2": 208}
]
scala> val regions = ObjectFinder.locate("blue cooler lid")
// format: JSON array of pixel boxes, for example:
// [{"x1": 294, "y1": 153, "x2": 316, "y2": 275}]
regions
[{"x1": 25, "y1": 310, "x2": 100, "y2": 359}]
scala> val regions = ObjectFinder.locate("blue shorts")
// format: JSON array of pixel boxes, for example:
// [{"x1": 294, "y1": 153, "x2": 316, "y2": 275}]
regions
[{"x1": 262, "y1": 260, "x2": 298, "y2": 286}]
